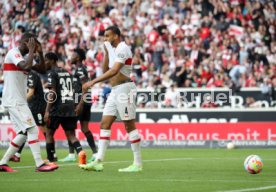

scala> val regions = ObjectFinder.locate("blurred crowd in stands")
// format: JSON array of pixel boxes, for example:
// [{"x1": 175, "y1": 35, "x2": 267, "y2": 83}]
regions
[{"x1": 0, "y1": 0, "x2": 275, "y2": 108}]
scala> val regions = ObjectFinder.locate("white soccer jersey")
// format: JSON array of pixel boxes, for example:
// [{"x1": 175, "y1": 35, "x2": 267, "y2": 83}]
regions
[
  {"x1": 104, "y1": 41, "x2": 116, "y2": 68},
  {"x1": 104, "y1": 41, "x2": 133, "y2": 78},
  {"x1": 2, "y1": 47, "x2": 28, "y2": 106}
]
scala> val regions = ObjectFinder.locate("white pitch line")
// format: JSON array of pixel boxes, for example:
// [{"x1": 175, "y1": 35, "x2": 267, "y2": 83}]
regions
[
  {"x1": 217, "y1": 185, "x2": 276, "y2": 192},
  {"x1": 12, "y1": 157, "x2": 244, "y2": 169},
  {"x1": 11, "y1": 157, "x2": 276, "y2": 169},
  {"x1": 1, "y1": 178, "x2": 276, "y2": 184},
  {"x1": 13, "y1": 157, "x2": 194, "y2": 169},
  {"x1": 4, "y1": 157, "x2": 276, "y2": 189}
]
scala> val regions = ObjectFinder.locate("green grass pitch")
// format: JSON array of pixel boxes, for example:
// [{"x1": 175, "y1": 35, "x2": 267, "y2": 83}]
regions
[{"x1": 1, "y1": 148, "x2": 276, "y2": 192}]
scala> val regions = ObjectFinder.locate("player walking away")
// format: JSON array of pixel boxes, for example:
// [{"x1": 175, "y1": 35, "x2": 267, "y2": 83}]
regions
[
  {"x1": 44, "y1": 52, "x2": 86, "y2": 165},
  {"x1": 78, "y1": 26, "x2": 142, "y2": 172},
  {"x1": 59, "y1": 48, "x2": 97, "y2": 163},
  {"x1": 27, "y1": 70, "x2": 47, "y2": 138},
  {"x1": 0, "y1": 33, "x2": 58, "y2": 172},
  {"x1": 9, "y1": 70, "x2": 55, "y2": 162}
]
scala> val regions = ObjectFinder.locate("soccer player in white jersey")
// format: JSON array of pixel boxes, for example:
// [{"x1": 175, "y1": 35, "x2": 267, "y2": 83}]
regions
[
  {"x1": 78, "y1": 26, "x2": 142, "y2": 172},
  {"x1": 0, "y1": 33, "x2": 58, "y2": 172}
]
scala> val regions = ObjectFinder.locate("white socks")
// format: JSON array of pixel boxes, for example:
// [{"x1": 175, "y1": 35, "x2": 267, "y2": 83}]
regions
[
  {"x1": 68, "y1": 153, "x2": 75, "y2": 158},
  {"x1": 95, "y1": 128, "x2": 142, "y2": 167},
  {"x1": 0, "y1": 134, "x2": 26, "y2": 165},
  {"x1": 96, "y1": 129, "x2": 111, "y2": 162},
  {"x1": 27, "y1": 127, "x2": 44, "y2": 167},
  {"x1": 0, "y1": 127, "x2": 44, "y2": 167},
  {"x1": 129, "y1": 129, "x2": 142, "y2": 166},
  {"x1": 15, "y1": 152, "x2": 21, "y2": 157}
]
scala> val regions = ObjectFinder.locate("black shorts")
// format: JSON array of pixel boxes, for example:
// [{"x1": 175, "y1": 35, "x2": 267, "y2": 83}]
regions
[
  {"x1": 79, "y1": 104, "x2": 91, "y2": 122},
  {"x1": 47, "y1": 116, "x2": 78, "y2": 131},
  {"x1": 32, "y1": 112, "x2": 46, "y2": 126}
]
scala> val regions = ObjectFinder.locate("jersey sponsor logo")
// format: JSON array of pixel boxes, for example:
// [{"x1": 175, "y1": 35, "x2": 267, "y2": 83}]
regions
[{"x1": 125, "y1": 58, "x2": 132, "y2": 65}]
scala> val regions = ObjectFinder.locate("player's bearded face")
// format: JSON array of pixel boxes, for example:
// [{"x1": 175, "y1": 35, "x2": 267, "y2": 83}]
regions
[
  {"x1": 104, "y1": 30, "x2": 116, "y2": 46},
  {"x1": 110, "y1": 36, "x2": 115, "y2": 46}
]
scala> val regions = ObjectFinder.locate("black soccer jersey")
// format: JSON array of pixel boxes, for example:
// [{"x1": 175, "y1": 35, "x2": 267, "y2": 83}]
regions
[
  {"x1": 73, "y1": 65, "x2": 92, "y2": 105},
  {"x1": 46, "y1": 67, "x2": 76, "y2": 117},
  {"x1": 27, "y1": 70, "x2": 46, "y2": 113}
]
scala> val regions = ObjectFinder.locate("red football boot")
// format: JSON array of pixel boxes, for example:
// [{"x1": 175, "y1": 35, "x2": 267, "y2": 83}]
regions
[
  {"x1": 36, "y1": 163, "x2": 58, "y2": 172},
  {"x1": 0, "y1": 164, "x2": 17, "y2": 172}
]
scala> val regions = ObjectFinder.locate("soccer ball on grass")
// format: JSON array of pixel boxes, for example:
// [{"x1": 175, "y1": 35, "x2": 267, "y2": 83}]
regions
[{"x1": 244, "y1": 155, "x2": 263, "y2": 174}]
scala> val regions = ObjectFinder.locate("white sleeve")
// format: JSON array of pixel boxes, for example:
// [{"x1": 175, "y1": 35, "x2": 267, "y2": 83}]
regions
[
  {"x1": 8, "y1": 49, "x2": 24, "y2": 66},
  {"x1": 114, "y1": 45, "x2": 128, "y2": 64}
]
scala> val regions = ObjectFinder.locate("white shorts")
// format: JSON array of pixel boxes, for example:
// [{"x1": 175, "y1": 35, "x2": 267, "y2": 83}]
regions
[
  {"x1": 103, "y1": 82, "x2": 137, "y2": 121},
  {"x1": 6, "y1": 105, "x2": 36, "y2": 133}
]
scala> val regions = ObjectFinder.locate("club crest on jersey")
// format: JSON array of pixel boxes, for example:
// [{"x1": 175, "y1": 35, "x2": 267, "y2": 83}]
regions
[
  {"x1": 118, "y1": 53, "x2": 125, "y2": 58},
  {"x1": 26, "y1": 118, "x2": 33, "y2": 126}
]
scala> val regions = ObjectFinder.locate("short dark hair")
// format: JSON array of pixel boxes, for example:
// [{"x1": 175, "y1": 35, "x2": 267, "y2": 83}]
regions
[
  {"x1": 73, "y1": 48, "x2": 86, "y2": 61},
  {"x1": 21, "y1": 33, "x2": 37, "y2": 42},
  {"x1": 45, "y1": 52, "x2": 58, "y2": 62},
  {"x1": 105, "y1": 25, "x2": 121, "y2": 36}
]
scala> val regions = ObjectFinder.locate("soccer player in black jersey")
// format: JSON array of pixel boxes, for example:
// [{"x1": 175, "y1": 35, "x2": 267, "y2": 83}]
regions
[
  {"x1": 27, "y1": 71, "x2": 47, "y2": 130},
  {"x1": 59, "y1": 48, "x2": 98, "y2": 163},
  {"x1": 43, "y1": 52, "x2": 86, "y2": 165}
]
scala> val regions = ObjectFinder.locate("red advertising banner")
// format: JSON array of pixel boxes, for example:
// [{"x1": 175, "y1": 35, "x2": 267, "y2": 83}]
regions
[{"x1": 1, "y1": 123, "x2": 276, "y2": 141}]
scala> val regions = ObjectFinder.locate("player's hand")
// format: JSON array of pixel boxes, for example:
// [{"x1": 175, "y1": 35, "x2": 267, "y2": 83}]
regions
[
  {"x1": 27, "y1": 38, "x2": 36, "y2": 53},
  {"x1": 36, "y1": 41, "x2": 43, "y2": 54},
  {"x1": 103, "y1": 44, "x2": 108, "y2": 55},
  {"x1": 75, "y1": 103, "x2": 83, "y2": 116},
  {"x1": 44, "y1": 111, "x2": 49, "y2": 124},
  {"x1": 82, "y1": 81, "x2": 94, "y2": 93}
]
